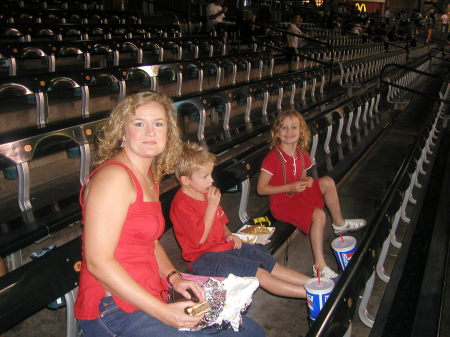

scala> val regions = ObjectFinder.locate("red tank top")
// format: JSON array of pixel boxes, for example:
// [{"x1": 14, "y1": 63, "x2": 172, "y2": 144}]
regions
[{"x1": 74, "y1": 160, "x2": 167, "y2": 320}]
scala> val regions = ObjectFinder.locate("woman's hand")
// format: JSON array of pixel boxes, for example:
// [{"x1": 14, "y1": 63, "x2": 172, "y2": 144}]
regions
[
  {"x1": 226, "y1": 234, "x2": 242, "y2": 249},
  {"x1": 172, "y1": 277, "x2": 205, "y2": 303},
  {"x1": 157, "y1": 301, "x2": 206, "y2": 329}
]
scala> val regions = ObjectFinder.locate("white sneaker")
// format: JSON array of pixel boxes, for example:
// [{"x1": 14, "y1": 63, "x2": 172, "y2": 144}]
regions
[
  {"x1": 313, "y1": 265, "x2": 338, "y2": 279},
  {"x1": 332, "y1": 218, "x2": 366, "y2": 235}
]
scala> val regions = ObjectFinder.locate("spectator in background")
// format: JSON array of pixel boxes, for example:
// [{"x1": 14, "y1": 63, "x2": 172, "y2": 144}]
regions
[
  {"x1": 384, "y1": 7, "x2": 391, "y2": 26},
  {"x1": 396, "y1": 16, "x2": 410, "y2": 41},
  {"x1": 442, "y1": 12, "x2": 448, "y2": 32},
  {"x1": 425, "y1": 14, "x2": 433, "y2": 43},
  {"x1": 239, "y1": 10, "x2": 265, "y2": 45},
  {"x1": 287, "y1": 14, "x2": 306, "y2": 52},
  {"x1": 411, "y1": 9, "x2": 422, "y2": 37},
  {"x1": 239, "y1": 10, "x2": 257, "y2": 45},
  {"x1": 350, "y1": 21, "x2": 363, "y2": 35},
  {"x1": 206, "y1": 0, "x2": 228, "y2": 33}
]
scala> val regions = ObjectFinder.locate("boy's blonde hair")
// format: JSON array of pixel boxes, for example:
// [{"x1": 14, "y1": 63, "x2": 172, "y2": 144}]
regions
[
  {"x1": 174, "y1": 142, "x2": 216, "y2": 180},
  {"x1": 270, "y1": 109, "x2": 311, "y2": 152}
]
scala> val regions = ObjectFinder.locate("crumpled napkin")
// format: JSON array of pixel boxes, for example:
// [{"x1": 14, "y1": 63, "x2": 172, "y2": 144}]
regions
[
  {"x1": 255, "y1": 237, "x2": 271, "y2": 245},
  {"x1": 217, "y1": 274, "x2": 259, "y2": 331}
]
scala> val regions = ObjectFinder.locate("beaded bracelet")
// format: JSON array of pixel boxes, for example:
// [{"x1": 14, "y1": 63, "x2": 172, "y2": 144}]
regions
[{"x1": 166, "y1": 270, "x2": 180, "y2": 287}]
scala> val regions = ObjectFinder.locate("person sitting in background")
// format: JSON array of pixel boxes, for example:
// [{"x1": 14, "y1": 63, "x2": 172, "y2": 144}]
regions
[
  {"x1": 425, "y1": 14, "x2": 433, "y2": 43},
  {"x1": 441, "y1": 12, "x2": 448, "y2": 33},
  {"x1": 350, "y1": 21, "x2": 363, "y2": 35},
  {"x1": 287, "y1": 14, "x2": 307, "y2": 53},
  {"x1": 206, "y1": 0, "x2": 228, "y2": 32},
  {"x1": 239, "y1": 10, "x2": 257, "y2": 45},
  {"x1": 384, "y1": 7, "x2": 391, "y2": 26}
]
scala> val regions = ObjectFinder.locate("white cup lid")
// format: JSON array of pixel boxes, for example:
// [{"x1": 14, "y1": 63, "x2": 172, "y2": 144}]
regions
[
  {"x1": 331, "y1": 235, "x2": 356, "y2": 251},
  {"x1": 305, "y1": 277, "x2": 334, "y2": 293}
]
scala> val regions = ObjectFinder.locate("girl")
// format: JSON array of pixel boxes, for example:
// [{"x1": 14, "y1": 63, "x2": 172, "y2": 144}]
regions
[
  {"x1": 75, "y1": 92, "x2": 264, "y2": 337},
  {"x1": 257, "y1": 109, "x2": 366, "y2": 278}
]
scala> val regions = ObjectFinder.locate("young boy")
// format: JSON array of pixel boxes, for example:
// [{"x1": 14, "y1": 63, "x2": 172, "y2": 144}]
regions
[{"x1": 170, "y1": 143, "x2": 310, "y2": 299}]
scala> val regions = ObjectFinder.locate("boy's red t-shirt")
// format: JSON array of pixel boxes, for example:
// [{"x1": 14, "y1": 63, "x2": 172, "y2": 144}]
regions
[{"x1": 170, "y1": 189, "x2": 234, "y2": 262}]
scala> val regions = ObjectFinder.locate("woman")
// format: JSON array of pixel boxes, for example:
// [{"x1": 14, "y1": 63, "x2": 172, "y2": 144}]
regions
[{"x1": 75, "y1": 92, "x2": 264, "y2": 337}]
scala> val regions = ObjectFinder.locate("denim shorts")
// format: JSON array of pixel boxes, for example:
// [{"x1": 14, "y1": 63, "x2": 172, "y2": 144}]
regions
[
  {"x1": 78, "y1": 296, "x2": 264, "y2": 337},
  {"x1": 192, "y1": 244, "x2": 277, "y2": 278}
]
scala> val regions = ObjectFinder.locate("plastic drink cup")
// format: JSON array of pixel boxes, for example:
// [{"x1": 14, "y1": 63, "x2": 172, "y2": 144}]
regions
[
  {"x1": 304, "y1": 277, "x2": 334, "y2": 321},
  {"x1": 331, "y1": 235, "x2": 356, "y2": 271}
]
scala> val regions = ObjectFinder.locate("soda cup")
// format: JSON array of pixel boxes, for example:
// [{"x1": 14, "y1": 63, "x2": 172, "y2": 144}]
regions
[
  {"x1": 304, "y1": 277, "x2": 334, "y2": 321},
  {"x1": 331, "y1": 235, "x2": 356, "y2": 271}
]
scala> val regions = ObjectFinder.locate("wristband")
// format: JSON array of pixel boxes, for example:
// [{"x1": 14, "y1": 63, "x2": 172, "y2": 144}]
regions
[{"x1": 166, "y1": 270, "x2": 180, "y2": 287}]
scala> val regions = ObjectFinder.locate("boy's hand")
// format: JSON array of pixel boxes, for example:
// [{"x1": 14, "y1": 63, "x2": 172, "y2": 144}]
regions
[
  {"x1": 206, "y1": 186, "x2": 221, "y2": 207},
  {"x1": 226, "y1": 234, "x2": 242, "y2": 249}
]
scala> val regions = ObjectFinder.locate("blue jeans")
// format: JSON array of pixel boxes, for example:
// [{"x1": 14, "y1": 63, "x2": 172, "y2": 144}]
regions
[
  {"x1": 192, "y1": 244, "x2": 277, "y2": 278},
  {"x1": 78, "y1": 297, "x2": 264, "y2": 337}
]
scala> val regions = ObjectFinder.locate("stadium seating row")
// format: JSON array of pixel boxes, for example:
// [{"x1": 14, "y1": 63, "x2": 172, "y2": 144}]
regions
[
  {"x1": 0, "y1": 39, "x2": 268, "y2": 76},
  {"x1": 0, "y1": 8, "x2": 141, "y2": 25},
  {"x1": 0, "y1": 23, "x2": 182, "y2": 43},
  {"x1": 2, "y1": 0, "x2": 102, "y2": 10}
]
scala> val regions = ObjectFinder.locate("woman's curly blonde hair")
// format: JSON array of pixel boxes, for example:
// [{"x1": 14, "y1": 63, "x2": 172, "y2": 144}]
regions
[
  {"x1": 269, "y1": 109, "x2": 310, "y2": 152},
  {"x1": 95, "y1": 91, "x2": 182, "y2": 183}
]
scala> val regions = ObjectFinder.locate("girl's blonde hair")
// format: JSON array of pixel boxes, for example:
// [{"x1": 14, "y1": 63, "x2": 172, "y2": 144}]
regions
[
  {"x1": 95, "y1": 91, "x2": 182, "y2": 183},
  {"x1": 270, "y1": 109, "x2": 311, "y2": 152},
  {"x1": 174, "y1": 142, "x2": 216, "y2": 180}
]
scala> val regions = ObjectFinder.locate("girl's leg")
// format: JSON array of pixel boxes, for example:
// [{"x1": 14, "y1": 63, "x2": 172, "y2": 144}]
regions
[
  {"x1": 319, "y1": 176, "x2": 345, "y2": 226},
  {"x1": 309, "y1": 208, "x2": 327, "y2": 269},
  {"x1": 270, "y1": 263, "x2": 310, "y2": 286},
  {"x1": 319, "y1": 176, "x2": 366, "y2": 234},
  {"x1": 256, "y1": 268, "x2": 307, "y2": 298}
]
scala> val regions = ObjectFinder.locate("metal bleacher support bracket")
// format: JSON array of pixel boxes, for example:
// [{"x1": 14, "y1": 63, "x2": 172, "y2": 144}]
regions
[
  {"x1": 64, "y1": 288, "x2": 78, "y2": 337},
  {"x1": 238, "y1": 178, "x2": 250, "y2": 224},
  {"x1": 6, "y1": 251, "x2": 23, "y2": 271},
  {"x1": 358, "y1": 271, "x2": 376, "y2": 328}
]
